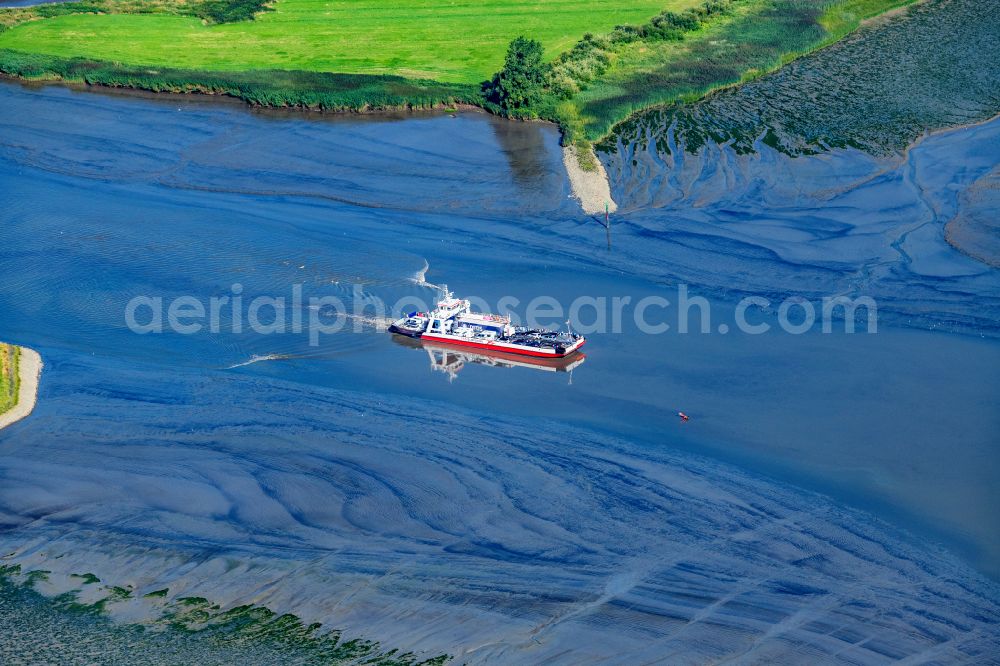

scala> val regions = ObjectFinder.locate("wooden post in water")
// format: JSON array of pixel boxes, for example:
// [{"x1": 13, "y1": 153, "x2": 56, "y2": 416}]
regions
[{"x1": 605, "y1": 201, "x2": 612, "y2": 249}]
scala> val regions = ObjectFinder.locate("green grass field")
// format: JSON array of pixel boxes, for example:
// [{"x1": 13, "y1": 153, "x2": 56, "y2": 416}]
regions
[
  {"x1": 0, "y1": 0, "x2": 917, "y2": 143},
  {"x1": 0, "y1": 0, "x2": 697, "y2": 83}
]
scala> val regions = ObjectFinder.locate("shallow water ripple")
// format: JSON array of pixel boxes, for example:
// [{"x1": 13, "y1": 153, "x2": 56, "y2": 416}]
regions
[{"x1": 0, "y1": 354, "x2": 997, "y2": 663}]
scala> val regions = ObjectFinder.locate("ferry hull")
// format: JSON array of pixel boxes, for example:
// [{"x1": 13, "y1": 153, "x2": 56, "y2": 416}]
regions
[
  {"x1": 421, "y1": 341, "x2": 587, "y2": 371},
  {"x1": 390, "y1": 334, "x2": 586, "y2": 374},
  {"x1": 418, "y1": 333, "x2": 586, "y2": 358}
]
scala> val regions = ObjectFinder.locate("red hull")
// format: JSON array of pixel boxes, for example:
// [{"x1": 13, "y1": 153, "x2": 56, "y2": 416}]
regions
[{"x1": 419, "y1": 334, "x2": 586, "y2": 358}]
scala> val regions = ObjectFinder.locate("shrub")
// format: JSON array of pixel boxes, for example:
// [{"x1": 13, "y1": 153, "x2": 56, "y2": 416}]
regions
[
  {"x1": 482, "y1": 37, "x2": 551, "y2": 118},
  {"x1": 194, "y1": 0, "x2": 272, "y2": 24}
]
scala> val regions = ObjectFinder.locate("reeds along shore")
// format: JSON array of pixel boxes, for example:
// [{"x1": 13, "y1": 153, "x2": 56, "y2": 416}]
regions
[{"x1": 0, "y1": 50, "x2": 479, "y2": 112}]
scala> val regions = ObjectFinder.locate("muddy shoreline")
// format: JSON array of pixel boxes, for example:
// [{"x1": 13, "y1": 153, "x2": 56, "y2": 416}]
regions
[{"x1": 0, "y1": 72, "x2": 488, "y2": 118}]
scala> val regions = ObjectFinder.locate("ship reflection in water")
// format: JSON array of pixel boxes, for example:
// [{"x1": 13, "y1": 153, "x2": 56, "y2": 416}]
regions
[{"x1": 391, "y1": 333, "x2": 586, "y2": 382}]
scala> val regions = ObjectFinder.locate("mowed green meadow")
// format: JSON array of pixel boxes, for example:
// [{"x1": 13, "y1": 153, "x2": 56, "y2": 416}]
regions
[{"x1": 0, "y1": 0, "x2": 701, "y2": 83}]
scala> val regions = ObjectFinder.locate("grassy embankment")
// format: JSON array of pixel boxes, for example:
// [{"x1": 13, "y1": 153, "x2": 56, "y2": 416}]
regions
[
  {"x1": 0, "y1": 0, "x2": 679, "y2": 109},
  {"x1": 0, "y1": 343, "x2": 21, "y2": 415},
  {"x1": 0, "y1": 0, "x2": 917, "y2": 159}
]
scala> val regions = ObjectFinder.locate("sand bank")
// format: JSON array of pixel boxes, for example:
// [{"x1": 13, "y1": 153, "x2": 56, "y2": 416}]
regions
[
  {"x1": 0, "y1": 347, "x2": 42, "y2": 430},
  {"x1": 563, "y1": 145, "x2": 618, "y2": 216},
  {"x1": 945, "y1": 167, "x2": 1000, "y2": 268}
]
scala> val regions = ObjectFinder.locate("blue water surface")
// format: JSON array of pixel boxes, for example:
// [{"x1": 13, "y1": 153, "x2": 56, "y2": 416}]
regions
[{"x1": 0, "y1": 81, "x2": 998, "y2": 661}]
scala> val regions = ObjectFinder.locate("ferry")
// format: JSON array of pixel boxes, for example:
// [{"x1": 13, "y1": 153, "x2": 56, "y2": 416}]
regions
[{"x1": 388, "y1": 286, "x2": 586, "y2": 358}]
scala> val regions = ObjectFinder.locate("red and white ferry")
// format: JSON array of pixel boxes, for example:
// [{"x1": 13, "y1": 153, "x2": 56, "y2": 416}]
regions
[{"x1": 389, "y1": 287, "x2": 586, "y2": 358}]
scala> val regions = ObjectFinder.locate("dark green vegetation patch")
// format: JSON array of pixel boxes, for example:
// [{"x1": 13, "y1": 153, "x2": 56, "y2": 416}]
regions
[
  {"x1": 0, "y1": 572, "x2": 450, "y2": 665},
  {"x1": 602, "y1": 0, "x2": 1000, "y2": 157},
  {"x1": 195, "y1": 0, "x2": 273, "y2": 24},
  {"x1": 0, "y1": 0, "x2": 272, "y2": 28},
  {"x1": 579, "y1": 0, "x2": 828, "y2": 139}
]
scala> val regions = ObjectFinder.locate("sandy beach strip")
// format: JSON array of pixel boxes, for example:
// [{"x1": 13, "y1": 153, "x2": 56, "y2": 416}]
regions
[
  {"x1": 0, "y1": 347, "x2": 42, "y2": 431},
  {"x1": 563, "y1": 145, "x2": 618, "y2": 216}
]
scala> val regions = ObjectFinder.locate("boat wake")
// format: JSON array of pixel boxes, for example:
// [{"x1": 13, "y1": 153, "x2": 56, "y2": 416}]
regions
[
  {"x1": 409, "y1": 260, "x2": 440, "y2": 290},
  {"x1": 300, "y1": 304, "x2": 394, "y2": 331},
  {"x1": 345, "y1": 313, "x2": 394, "y2": 331},
  {"x1": 225, "y1": 353, "x2": 290, "y2": 369}
]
